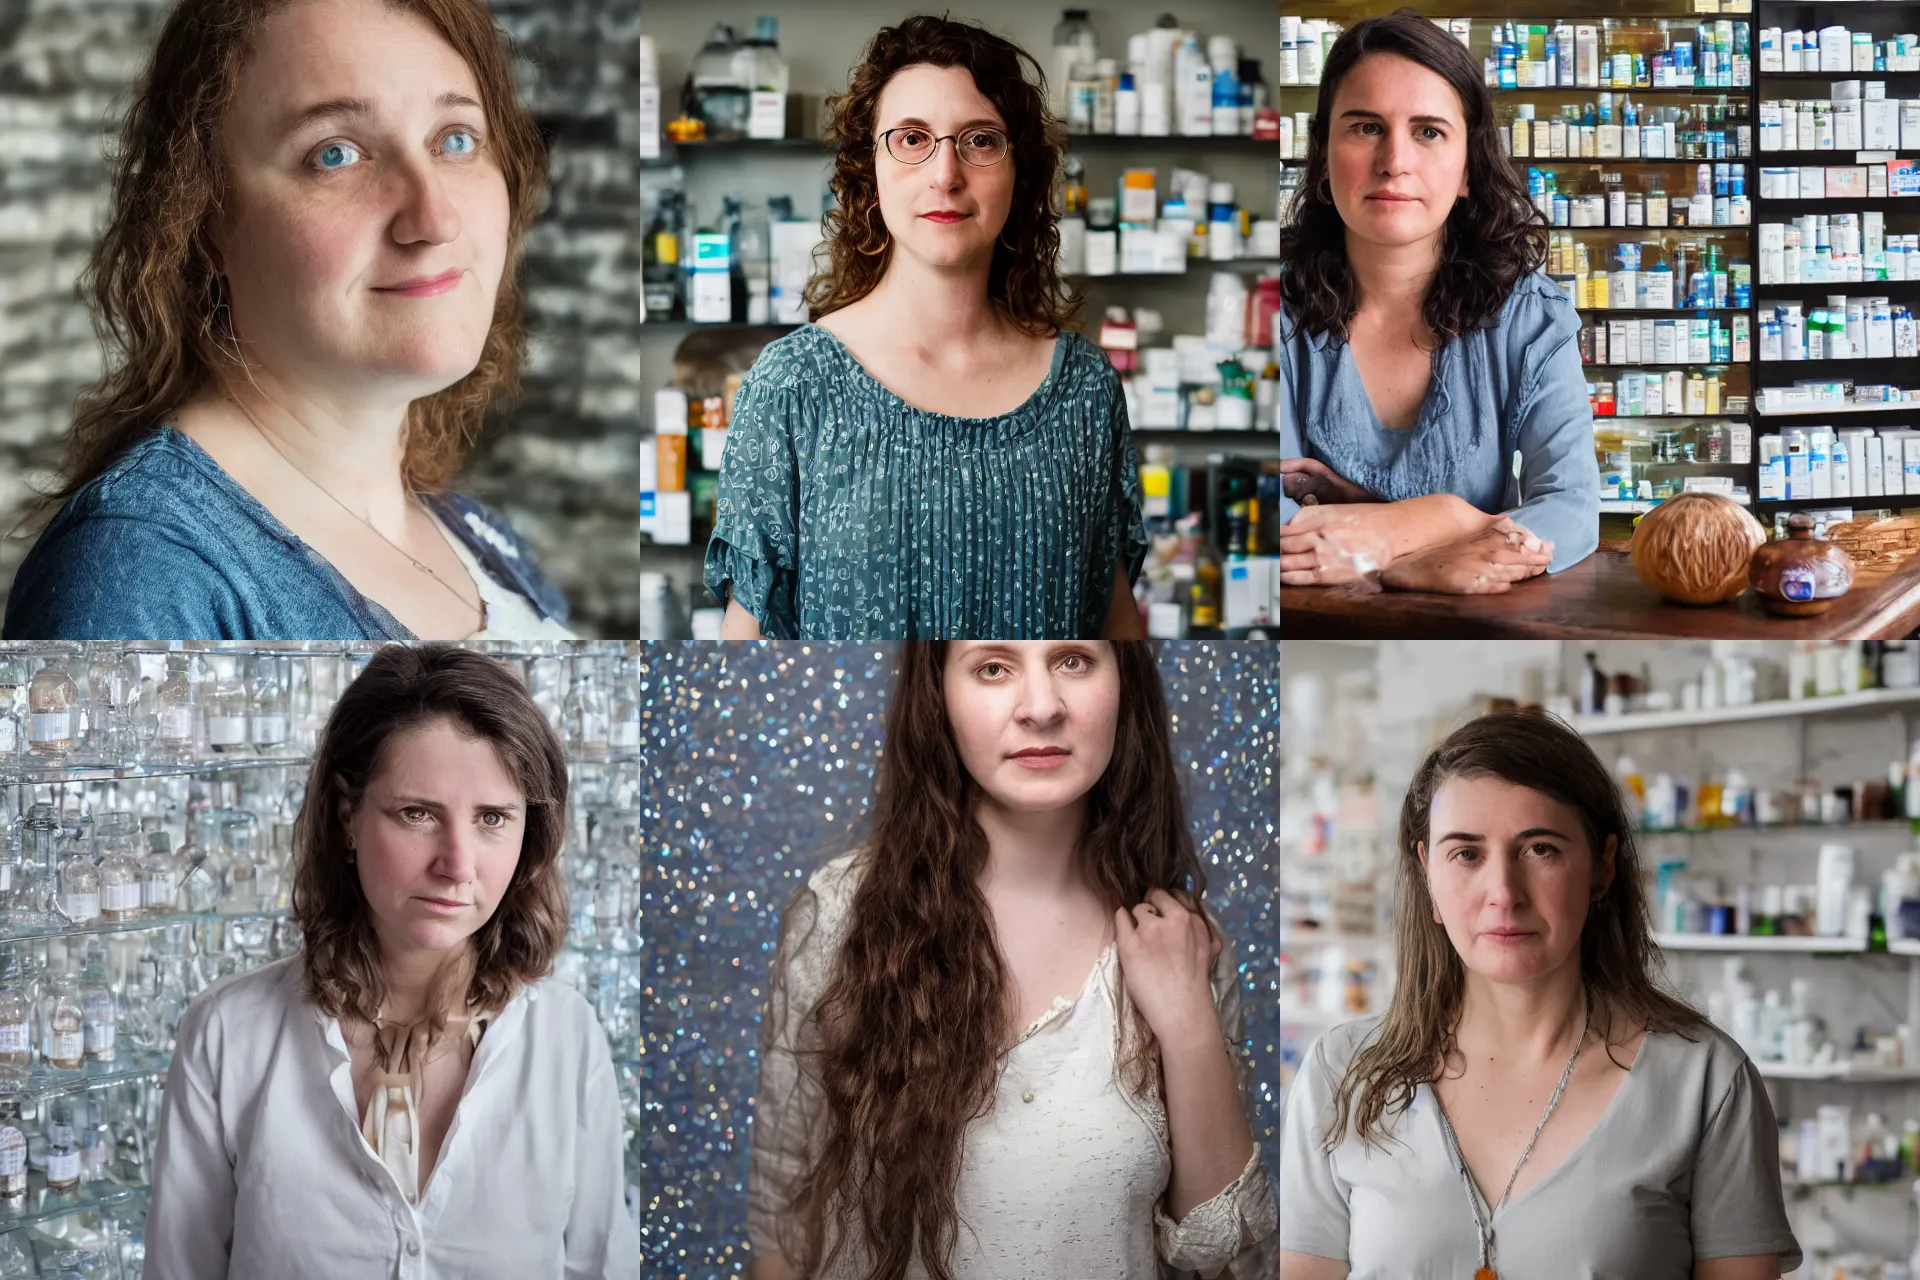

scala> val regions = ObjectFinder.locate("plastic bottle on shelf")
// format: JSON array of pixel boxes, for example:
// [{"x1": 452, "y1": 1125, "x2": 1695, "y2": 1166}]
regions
[{"x1": 1050, "y1": 9, "x2": 1098, "y2": 122}]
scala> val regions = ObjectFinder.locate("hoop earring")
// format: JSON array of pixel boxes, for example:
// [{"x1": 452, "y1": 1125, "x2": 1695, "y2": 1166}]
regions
[
  {"x1": 1316, "y1": 176, "x2": 1333, "y2": 204},
  {"x1": 854, "y1": 202, "x2": 890, "y2": 257}
]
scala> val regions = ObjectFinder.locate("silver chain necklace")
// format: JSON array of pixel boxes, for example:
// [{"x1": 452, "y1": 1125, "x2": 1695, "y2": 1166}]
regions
[
  {"x1": 228, "y1": 395, "x2": 482, "y2": 622},
  {"x1": 1432, "y1": 990, "x2": 1591, "y2": 1280}
]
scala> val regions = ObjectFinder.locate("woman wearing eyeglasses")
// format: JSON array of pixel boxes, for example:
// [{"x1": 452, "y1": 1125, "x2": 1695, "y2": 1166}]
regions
[{"x1": 705, "y1": 15, "x2": 1147, "y2": 641}]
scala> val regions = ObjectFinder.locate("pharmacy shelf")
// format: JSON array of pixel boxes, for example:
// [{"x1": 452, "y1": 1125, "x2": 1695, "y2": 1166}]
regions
[
  {"x1": 1758, "y1": 400, "x2": 1920, "y2": 416},
  {"x1": 9, "y1": 756, "x2": 312, "y2": 785},
  {"x1": 0, "y1": 910, "x2": 292, "y2": 949},
  {"x1": 1758, "y1": 1061, "x2": 1920, "y2": 1081},
  {"x1": 1578, "y1": 306, "x2": 1749, "y2": 314},
  {"x1": 1640, "y1": 818, "x2": 1920, "y2": 836},
  {"x1": 1572, "y1": 685, "x2": 1920, "y2": 734},
  {"x1": 1600, "y1": 495, "x2": 1755, "y2": 512},
  {"x1": 1513, "y1": 156, "x2": 1754, "y2": 165},
  {"x1": 1891, "y1": 938, "x2": 1920, "y2": 957},
  {"x1": 1655, "y1": 931, "x2": 1869, "y2": 952},
  {"x1": 0, "y1": 1176, "x2": 143, "y2": 1235},
  {"x1": 0, "y1": 1042, "x2": 167, "y2": 1104},
  {"x1": 1279, "y1": 929, "x2": 1388, "y2": 949}
]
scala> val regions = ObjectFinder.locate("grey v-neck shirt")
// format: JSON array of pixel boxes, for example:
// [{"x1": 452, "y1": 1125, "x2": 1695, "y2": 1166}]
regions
[{"x1": 1281, "y1": 1014, "x2": 1802, "y2": 1278}]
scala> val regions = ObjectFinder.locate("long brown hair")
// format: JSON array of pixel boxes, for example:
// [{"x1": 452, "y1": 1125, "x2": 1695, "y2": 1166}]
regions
[
  {"x1": 1328, "y1": 708, "x2": 1707, "y2": 1153},
  {"x1": 803, "y1": 13, "x2": 1082, "y2": 337},
  {"x1": 1280, "y1": 7, "x2": 1549, "y2": 345},
  {"x1": 771, "y1": 641, "x2": 1202, "y2": 1279},
  {"x1": 43, "y1": 0, "x2": 548, "y2": 520},
  {"x1": 292, "y1": 644, "x2": 570, "y2": 1047}
]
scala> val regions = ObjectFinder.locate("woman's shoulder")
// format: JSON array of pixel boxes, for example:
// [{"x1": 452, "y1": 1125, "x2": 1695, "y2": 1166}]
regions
[
  {"x1": 1640, "y1": 1012, "x2": 1759, "y2": 1093},
  {"x1": 1303, "y1": 1012, "x2": 1390, "y2": 1082},
  {"x1": 179, "y1": 955, "x2": 305, "y2": 1043},
  {"x1": 46, "y1": 425, "x2": 228, "y2": 523},
  {"x1": 1492, "y1": 267, "x2": 1583, "y2": 346}
]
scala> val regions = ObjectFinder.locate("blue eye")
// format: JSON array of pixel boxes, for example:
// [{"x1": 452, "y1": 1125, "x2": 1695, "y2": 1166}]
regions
[
  {"x1": 442, "y1": 129, "x2": 478, "y2": 156},
  {"x1": 314, "y1": 143, "x2": 360, "y2": 171}
]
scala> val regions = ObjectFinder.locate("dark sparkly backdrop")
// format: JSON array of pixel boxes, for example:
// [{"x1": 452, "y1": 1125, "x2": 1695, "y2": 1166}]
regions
[{"x1": 637, "y1": 642, "x2": 1278, "y2": 1278}]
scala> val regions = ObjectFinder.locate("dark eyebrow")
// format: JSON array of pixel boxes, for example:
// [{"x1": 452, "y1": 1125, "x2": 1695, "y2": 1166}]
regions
[
  {"x1": 1339, "y1": 108, "x2": 1455, "y2": 128},
  {"x1": 886, "y1": 116, "x2": 1004, "y2": 131},
  {"x1": 389, "y1": 794, "x2": 523, "y2": 815},
  {"x1": 1436, "y1": 826, "x2": 1573, "y2": 844},
  {"x1": 282, "y1": 90, "x2": 483, "y2": 136}
]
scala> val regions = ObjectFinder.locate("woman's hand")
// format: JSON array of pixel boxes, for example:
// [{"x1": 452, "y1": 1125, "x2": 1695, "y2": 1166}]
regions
[
  {"x1": 1379, "y1": 519, "x2": 1554, "y2": 594},
  {"x1": 1115, "y1": 889, "x2": 1221, "y2": 1046},
  {"x1": 1279, "y1": 504, "x2": 1399, "y2": 586},
  {"x1": 1281, "y1": 457, "x2": 1374, "y2": 506}
]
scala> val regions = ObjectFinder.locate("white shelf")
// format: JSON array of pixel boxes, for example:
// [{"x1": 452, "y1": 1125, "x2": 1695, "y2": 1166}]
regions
[
  {"x1": 1573, "y1": 687, "x2": 1920, "y2": 735},
  {"x1": 1891, "y1": 938, "x2": 1920, "y2": 956},
  {"x1": 1280, "y1": 930, "x2": 1387, "y2": 950},
  {"x1": 1758, "y1": 1061, "x2": 1920, "y2": 1082},
  {"x1": 1758, "y1": 400, "x2": 1920, "y2": 417},
  {"x1": 1655, "y1": 931, "x2": 1868, "y2": 952}
]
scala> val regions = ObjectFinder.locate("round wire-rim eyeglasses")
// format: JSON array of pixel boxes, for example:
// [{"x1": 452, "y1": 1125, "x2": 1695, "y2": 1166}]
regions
[{"x1": 877, "y1": 127, "x2": 1010, "y2": 167}]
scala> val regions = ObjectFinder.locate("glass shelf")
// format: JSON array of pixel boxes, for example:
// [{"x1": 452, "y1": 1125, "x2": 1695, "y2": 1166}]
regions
[
  {"x1": 0, "y1": 1176, "x2": 144, "y2": 1234},
  {"x1": 0, "y1": 1041, "x2": 168, "y2": 1102},
  {"x1": 0, "y1": 910, "x2": 291, "y2": 948},
  {"x1": 9, "y1": 755, "x2": 313, "y2": 785}
]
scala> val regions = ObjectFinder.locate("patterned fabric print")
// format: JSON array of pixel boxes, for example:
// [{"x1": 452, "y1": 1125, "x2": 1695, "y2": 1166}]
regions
[{"x1": 704, "y1": 325, "x2": 1149, "y2": 639}]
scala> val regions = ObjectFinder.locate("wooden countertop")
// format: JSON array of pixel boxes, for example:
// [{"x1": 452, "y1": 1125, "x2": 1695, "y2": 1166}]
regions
[{"x1": 1281, "y1": 545, "x2": 1920, "y2": 639}]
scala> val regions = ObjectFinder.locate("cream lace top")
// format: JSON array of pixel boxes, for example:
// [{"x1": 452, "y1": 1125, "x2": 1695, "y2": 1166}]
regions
[
  {"x1": 358, "y1": 1013, "x2": 491, "y2": 1207},
  {"x1": 748, "y1": 852, "x2": 1277, "y2": 1280}
]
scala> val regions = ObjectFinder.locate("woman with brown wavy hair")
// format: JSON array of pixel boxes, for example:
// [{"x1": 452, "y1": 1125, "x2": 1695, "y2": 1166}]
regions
[
  {"x1": 143, "y1": 645, "x2": 636, "y2": 1278},
  {"x1": 1278, "y1": 9, "x2": 1601, "y2": 596},
  {"x1": 2, "y1": 0, "x2": 572, "y2": 641},
  {"x1": 706, "y1": 15, "x2": 1146, "y2": 641},
  {"x1": 748, "y1": 640, "x2": 1274, "y2": 1279},
  {"x1": 1279, "y1": 710, "x2": 1797, "y2": 1280}
]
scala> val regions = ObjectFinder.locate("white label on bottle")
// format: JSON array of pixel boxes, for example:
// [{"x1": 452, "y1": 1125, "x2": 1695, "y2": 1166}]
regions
[
  {"x1": 613, "y1": 720, "x2": 640, "y2": 750},
  {"x1": 251, "y1": 714, "x2": 288, "y2": 745},
  {"x1": 0, "y1": 1025, "x2": 27, "y2": 1057},
  {"x1": 0, "y1": 719, "x2": 13, "y2": 753},
  {"x1": 49, "y1": 1030, "x2": 82, "y2": 1063},
  {"x1": 29, "y1": 711, "x2": 70, "y2": 744},
  {"x1": 45, "y1": 1147, "x2": 79, "y2": 1183},
  {"x1": 145, "y1": 871, "x2": 177, "y2": 907},
  {"x1": 64, "y1": 891, "x2": 98, "y2": 923},
  {"x1": 158, "y1": 705, "x2": 195, "y2": 741},
  {"x1": 103, "y1": 881, "x2": 141, "y2": 913},
  {"x1": 207, "y1": 715, "x2": 247, "y2": 746},
  {"x1": 0, "y1": 1128, "x2": 24, "y2": 1177},
  {"x1": 84, "y1": 1007, "x2": 114, "y2": 1055}
]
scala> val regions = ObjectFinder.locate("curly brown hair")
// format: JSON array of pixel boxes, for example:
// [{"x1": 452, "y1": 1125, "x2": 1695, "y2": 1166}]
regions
[
  {"x1": 766, "y1": 641, "x2": 1204, "y2": 1280},
  {"x1": 1327, "y1": 708, "x2": 1707, "y2": 1155},
  {"x1": 40, "y1": 0, "x2": 548, "y2": 520},
  {"x1": 803, "y1": 13, "x2": 1082, "y2": 338},
  {"x1": 1280, "y1": 7, "x2": 1549, "y2": 345},
  {"x1": 292, "y1": 644, "x2": 570, "y2": 1044}
]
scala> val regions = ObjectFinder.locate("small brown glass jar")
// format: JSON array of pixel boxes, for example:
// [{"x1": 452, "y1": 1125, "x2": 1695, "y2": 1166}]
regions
[{"x1": 1749, "y1": 513, "x2": 1854, "y2": 616}]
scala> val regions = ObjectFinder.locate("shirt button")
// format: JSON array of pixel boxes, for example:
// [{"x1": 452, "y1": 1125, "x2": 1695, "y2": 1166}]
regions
[
  {"x1": 1021, "y1": 1089, "x2": 1035, "y2": 1103},
  {"x1": 405, "y1": 1239, "x2": 420, "y2": 1257}
]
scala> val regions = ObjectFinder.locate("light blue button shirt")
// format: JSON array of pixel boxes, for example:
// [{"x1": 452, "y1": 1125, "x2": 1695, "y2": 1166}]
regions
[{"x1": 1279, "y1": 268, "x2": 1601, "y2": 572}]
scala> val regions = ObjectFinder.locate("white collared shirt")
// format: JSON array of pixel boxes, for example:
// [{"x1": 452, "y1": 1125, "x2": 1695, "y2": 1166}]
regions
[{"x1": 143, "y1": 955, "x2": 638, "y2": 1280}]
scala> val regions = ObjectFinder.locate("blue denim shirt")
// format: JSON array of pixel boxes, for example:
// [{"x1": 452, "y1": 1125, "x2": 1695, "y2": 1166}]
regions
[
  {"x1": 1280, "y1": 267, "x2": 1600, "y2": 572},
  {"x1": 3, "y1": 425, "x2": 569, "y2": 639}
]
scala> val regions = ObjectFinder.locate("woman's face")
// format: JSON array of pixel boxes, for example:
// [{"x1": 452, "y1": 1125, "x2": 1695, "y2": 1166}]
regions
[
  {"x1": 871, "y1": 63, "x2": 1016, "y2": 275},
  {"x1": 342, "y1": 717, "x2": 527, "y2": 966},
  {"x1": 213, "y1": 0, "x2": 510, "y2": 401},
  {"x1": 942, "y1": 642, "x2": 1119, "y2": 817},
  {"x1": 1324, "y1": 52, "x2": 1471, "y2": 255},
  {"x1": 1419, "y1": 775, "x2": 1615, "y2": 988}
]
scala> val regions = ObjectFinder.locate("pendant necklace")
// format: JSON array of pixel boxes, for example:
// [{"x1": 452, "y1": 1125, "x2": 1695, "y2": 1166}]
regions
[
  {"x1": 226, "y1": 393, "x2": 483, "y2": 624},
  {"x1": 1431, "y1": 991, "x2": 1590, "y2": 1280}
]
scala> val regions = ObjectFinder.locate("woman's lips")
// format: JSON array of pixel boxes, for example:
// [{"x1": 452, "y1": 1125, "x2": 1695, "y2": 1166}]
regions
[
  {"x1": 921, "y1": 212, "x2": 970, "y2": 223},
  {"x1": 374, "y1": 269, "x2": 463, "y2": 297},
  {"x1": 415, "y1": 896, "x2": 470, "y2": 913},
  {"x1": 1483, "y1": 928, "x2": 1537, "y2": 942},
  {"x1": 1009, "y1": 747, "x2": 1070, "y2": 771}
]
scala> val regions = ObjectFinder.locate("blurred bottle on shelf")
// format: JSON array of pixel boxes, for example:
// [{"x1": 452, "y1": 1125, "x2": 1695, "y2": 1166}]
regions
[
  {"x1": 690, "y1": 24, "x2": 749, "y2": 141},
  {"x1": 643, "y1": 190, "x2": 686, "y2": 324}
]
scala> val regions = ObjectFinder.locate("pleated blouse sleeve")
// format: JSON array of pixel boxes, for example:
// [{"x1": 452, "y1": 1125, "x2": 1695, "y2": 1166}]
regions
[{"x1": 705, "y1": 365, "x2": 805, "y2": 637}]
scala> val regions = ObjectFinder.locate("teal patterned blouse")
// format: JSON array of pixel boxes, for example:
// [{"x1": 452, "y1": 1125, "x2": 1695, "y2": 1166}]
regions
[{"x1": 704, "y1": 324, "x2": 1148, "y2": 640}]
